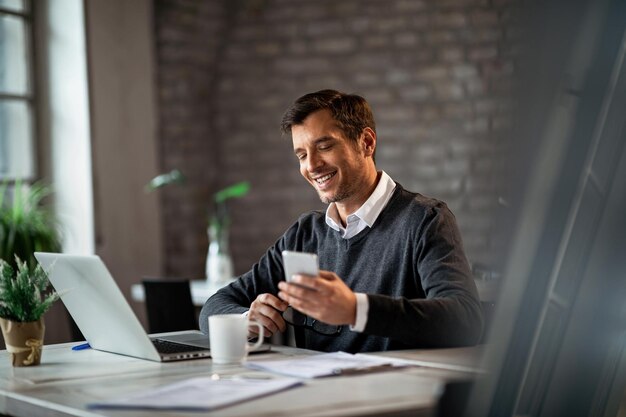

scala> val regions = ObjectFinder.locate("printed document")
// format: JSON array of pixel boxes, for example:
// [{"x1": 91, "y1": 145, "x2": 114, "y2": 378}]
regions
[
  {"x1": 87, "y1": 376, "x2": 301, "y2": 411},
  {"x1": 245, "y1": 351, "x2": 413, "y2": 378}
]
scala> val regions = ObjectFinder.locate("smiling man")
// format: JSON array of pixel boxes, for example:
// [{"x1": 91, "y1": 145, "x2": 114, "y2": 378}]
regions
[{"x1": 200, "y1": 89, "x2": 483, "y2": 352}]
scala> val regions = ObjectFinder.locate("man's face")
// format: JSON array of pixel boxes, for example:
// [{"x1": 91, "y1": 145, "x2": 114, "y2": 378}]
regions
[{"x1": 291, "y1": 109, "x2": 376, "y2": 210}]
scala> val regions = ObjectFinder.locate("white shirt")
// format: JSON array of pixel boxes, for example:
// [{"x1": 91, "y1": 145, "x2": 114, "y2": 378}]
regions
[{"x1": 325, "y1": 171, "x2": 396, "y2": 332}]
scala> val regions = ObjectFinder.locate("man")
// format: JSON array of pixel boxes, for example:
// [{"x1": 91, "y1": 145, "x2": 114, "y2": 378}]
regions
[{"x1": 200, "y1": 89, "x2": 483, "y2": 353}]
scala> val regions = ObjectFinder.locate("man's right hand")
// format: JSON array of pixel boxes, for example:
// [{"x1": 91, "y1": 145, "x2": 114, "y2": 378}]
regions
[{"x1": 248, "y1": 293, "x2": 288, "y2": 337}]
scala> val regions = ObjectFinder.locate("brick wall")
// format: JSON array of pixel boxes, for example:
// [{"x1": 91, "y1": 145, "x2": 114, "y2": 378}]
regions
[
  {"x1": 154, "y1": 0, "x2": 517, "y2": 278},
  {"x1": 154, "y1": 0, "x2": 225, "y2": 278}
]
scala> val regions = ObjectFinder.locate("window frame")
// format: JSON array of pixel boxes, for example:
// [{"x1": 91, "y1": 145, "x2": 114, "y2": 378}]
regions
[{"x1": 0, "y1": 0, "x2": 37, "y2": 184}]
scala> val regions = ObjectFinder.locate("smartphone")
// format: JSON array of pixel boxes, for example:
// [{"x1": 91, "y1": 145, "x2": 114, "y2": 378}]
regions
[{"x1": 282, "y1": 251, "x2": 319, "y2": 283}]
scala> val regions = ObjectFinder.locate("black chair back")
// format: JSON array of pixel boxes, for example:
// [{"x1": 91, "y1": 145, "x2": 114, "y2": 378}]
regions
[{"x1": 142, "y1": 279, "x2": 198, "y2": 333}]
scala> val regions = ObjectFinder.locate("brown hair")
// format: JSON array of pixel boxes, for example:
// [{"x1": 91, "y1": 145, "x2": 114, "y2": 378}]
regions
[{"x1": 280, "y1": 89, "x2": 376, "y2": 147}]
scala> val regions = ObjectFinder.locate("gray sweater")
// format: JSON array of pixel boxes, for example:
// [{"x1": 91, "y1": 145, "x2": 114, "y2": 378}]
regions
[{"x1": 199, "y1": 184, "x2": 483, "y2": 352}]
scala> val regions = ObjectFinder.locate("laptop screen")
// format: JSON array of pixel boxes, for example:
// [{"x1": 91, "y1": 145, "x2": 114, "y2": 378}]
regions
[{"x1": 35, "y1": 253, "x2": 162, "y2": 361}]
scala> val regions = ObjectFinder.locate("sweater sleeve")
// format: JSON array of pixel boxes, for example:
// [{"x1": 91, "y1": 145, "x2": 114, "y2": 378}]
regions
[
  {"x1": 198, "y1": 233, "x2": 288, "y2": 335},
  {"x1": 363, "y1": 203, "x2": 484, "y2": 347}
]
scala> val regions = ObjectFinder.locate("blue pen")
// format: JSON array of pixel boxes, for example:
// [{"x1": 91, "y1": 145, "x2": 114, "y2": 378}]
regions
[{"x1": 72, "y1": 342, "x2": 91, "y2": 351}]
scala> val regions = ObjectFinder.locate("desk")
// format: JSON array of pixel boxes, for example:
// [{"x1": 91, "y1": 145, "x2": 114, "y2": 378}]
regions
[
  {"x1": 0, "y1": 337, "x2": 485, "y2": 417},
  {"x1": 131, "y1": 280, "x2": 232, "y2": 307}
]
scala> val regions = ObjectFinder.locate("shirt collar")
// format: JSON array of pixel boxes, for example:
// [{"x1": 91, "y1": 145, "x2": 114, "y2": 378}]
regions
[{"x1": 325, "y1": 171, "x2": 396, "y2": 232}]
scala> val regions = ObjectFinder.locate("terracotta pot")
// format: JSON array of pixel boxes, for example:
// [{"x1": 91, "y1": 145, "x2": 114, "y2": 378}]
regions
[{"x1": 0, "y1": 317, "x2": 45, "y2": 367}]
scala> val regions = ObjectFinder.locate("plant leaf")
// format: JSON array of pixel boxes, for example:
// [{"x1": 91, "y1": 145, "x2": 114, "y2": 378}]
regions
[
  {"x1": 144, "y1": 169, "x2": 186, "y2": 192},
  {"x1": 0, "y1": 181, "x2": 61, "y2": 269},
  {"x1": 0, "y1": 257, "x2": 59, "y2": 322},
  {"x1": 214, "y1": 181, "x2": 251, "y2": 203}
]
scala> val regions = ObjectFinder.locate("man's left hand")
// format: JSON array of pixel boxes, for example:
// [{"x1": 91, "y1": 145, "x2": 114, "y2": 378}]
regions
[{"x1": 277, "y1": 270, "x2": 357, "y2": 326}]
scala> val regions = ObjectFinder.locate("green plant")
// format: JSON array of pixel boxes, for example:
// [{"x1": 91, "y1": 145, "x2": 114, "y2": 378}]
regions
[
  {"x1": 210, "y1": 181, "x2": 251, "y2": 238},
  {"x1": 0, "y1": 256, "x2": 59, "y2": 322},
  {"x1": 0, "y1": 181, "x2": 61, "y2": 269},
  {"x1": 144, "y1": 169, "x2": 185, "y2": 192},
  {"x1": 144, "y1": 171, "x2": 250, "y2": 235},
  {"x1": 144, "y1": 171, "x2": 250, "y2": 249}
]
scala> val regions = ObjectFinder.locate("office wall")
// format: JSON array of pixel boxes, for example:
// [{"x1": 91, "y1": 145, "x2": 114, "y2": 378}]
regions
[
  {"x1": 85, "y1": 0, "x2": 163, "y2": 324},
  {"x1": 154, "y1": 0, "x2": 518, "y2": 279}
]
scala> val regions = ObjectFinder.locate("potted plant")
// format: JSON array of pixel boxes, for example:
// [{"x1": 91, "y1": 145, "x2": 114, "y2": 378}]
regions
[
  {"x1": 0, "y1": 256, "x2": 59, "y2": 366},
  {"x1": 145, "y1": 171, "x2": 250, "y2": 284},
  {"x1": 0, "y1": 181, "x2": 63, "y2": 365}
]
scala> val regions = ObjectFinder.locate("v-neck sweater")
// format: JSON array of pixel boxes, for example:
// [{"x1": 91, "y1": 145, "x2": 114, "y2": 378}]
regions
[{"x1": 199, "y1": 184, "x2": 483, "y2": 353}]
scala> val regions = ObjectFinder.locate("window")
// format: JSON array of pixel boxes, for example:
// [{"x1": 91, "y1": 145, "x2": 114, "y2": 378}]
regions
[{"x1": 0, "y1": 0, "x2": 35, "y2": 181}]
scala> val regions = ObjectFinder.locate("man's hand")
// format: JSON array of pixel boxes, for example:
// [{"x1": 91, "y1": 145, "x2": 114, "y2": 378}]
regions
[
  {"x1": 277, "y1": 270, "x2": 357, "y2": 326},
  {"x1": 248, "y1": 293, "x2": 289, "y2": 337}
]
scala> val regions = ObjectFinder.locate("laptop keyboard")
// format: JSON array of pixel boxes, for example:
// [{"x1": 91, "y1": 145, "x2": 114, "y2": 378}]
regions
[{"x1": 152, "y1": 338, "x2": 207, "y2": 354}]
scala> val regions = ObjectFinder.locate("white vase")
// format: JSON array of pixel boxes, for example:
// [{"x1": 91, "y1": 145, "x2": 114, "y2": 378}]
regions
[
  {"x1": 205, "y1": 223, "x2": 234, "y2": 284},
  {"x1": 206, "y1": 242, "x2": 234, "y2": 284}
]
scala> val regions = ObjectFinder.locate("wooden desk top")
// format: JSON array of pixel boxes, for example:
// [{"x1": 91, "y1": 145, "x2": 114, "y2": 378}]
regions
[{"x1": 0, "y1": 340, "x2": 484, "y2": 417}]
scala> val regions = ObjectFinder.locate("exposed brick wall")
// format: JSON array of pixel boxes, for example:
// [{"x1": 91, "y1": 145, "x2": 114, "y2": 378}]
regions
[
  {"x1": 154, "y1": 0, "x2": 226, "y2": 278},
  {"x1": 154, "y1": 0, "x2": 517, "y2": 278}
]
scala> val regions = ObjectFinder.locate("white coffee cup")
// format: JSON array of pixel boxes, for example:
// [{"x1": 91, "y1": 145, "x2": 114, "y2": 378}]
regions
[{"x1": 208, "y1": 314, "x2": 264, "y2": 364}]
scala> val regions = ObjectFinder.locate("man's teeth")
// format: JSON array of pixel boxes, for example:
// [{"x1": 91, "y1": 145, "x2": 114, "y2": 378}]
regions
[{"x1": 316, "y1": 173, "x2": 335, "y2": 184}]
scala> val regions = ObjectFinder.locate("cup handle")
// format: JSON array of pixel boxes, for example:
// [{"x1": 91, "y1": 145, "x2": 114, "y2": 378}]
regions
[{"x1": 246, "y1": 321, "x2": 265, "y2": 352}]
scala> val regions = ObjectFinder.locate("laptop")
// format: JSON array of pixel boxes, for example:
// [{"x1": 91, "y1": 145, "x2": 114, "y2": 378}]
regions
[{"x1": 34, "y1": 252, "x2": 269, "y2": 362}]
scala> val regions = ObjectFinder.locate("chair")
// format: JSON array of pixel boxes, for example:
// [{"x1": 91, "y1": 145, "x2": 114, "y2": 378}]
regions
[{"x1": 142, "y1": 279, "x2": 198, "y2": 333}]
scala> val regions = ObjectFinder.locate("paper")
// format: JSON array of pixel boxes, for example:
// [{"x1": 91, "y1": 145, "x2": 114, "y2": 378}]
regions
[
  {"x1": 245, "y1": 351, "x2": 413, "y2": 378},
  {"x1": 87, "y1": 376, "x2": 302, "y2": 411}
]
